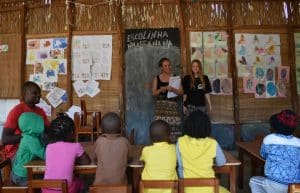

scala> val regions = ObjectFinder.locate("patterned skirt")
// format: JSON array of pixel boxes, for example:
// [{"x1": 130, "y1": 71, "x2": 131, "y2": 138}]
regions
[{"x1": 154, "y1": 99, "x2": 182, "y2": 142}]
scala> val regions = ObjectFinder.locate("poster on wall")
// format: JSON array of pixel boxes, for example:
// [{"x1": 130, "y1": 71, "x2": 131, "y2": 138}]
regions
[
  {"x1": 26, "y1": 38, "x2": 68, "y2": 91},
  {"x1": 294, "y1": 33, "x2": 300, "y2": 94},
  {"x1": 235, "y1": 33, "x2": 281, "y2": 78},
  {"x1": 190, "y1": 31, "x2": 228, "y2": 79},
  {"x1": 72, "y1": 35, "x2": 112, "y2": 81}
]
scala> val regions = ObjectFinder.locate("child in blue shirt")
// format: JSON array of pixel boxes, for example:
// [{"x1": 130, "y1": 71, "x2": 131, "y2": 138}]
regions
[{"x1": 249, "y1": 109, "x2": 300, "y2": 193}]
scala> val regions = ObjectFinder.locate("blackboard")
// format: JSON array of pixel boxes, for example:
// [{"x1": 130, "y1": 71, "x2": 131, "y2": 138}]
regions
[{"x1": 125, "y1": 28, "x2": 180, "y2": 144}]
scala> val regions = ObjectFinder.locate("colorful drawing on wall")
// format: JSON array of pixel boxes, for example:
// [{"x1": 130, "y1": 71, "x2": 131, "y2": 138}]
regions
[
  {"x1": 211, "y1": 78, "x2": 221, "y2": 94},
  {"x1": 295, "y1": 33, "x2": 300, "y2": 94},
  {"x1": 58, "y1": 59, "x2": 67, "y2": 74},
  {"x1": 0, "y1": 44, "x2": 8, "y2": 52},
  {"x1": 277, "y1": 80, "x2": 288, "y2": 97},
  {"x1": 254, "y1": 67, "x2": 265, "y2": 81},
  {"x1": 266, "y1": 68, "x2": 275, "y2": 81},
  {"x1": 255, "y1": 81, "x2": 266, "y2": 98},
  {"x1": 29, "y1": 74, "x2": 45, "y2": 87},
  {"x1": 191, "y1": 47, "x2": 203, "y2": 62},
  {"x1": 49, "y1": 49, "x2": 64, "y2": 59},
  {"x1": 266, "y1": 81, "x2": 277, "y2": 98},
  {"x1": 190, "y1": 31, "x2": 228, "y2": 78},
  {"x1": 34, "y1": 61, "x2": 43, "y2": 74},
  {"x1": 40, "y1": 39, "x2": 52, "y2": 49},
  {"x1": 190, "y1": 32, "x2": 202, "y2": 47},
  {"x1": 27, "y1": 39, "x2": 40, "y2": 49},
  {"x1": 53, "y1": 38, "x2": 67, "y2": 49},
  {"x1": 235, "y1": 33, "x2": 281, "y2": 78},
  {"x1": 243, "y1": 76, "x2": 255, "y2": 93},
  {"x1": 220, "y1": 78, "x2": 232, "y2": 95},
  {"x1": 278, "y1": 66, "x2": 290, "y2": 83}
]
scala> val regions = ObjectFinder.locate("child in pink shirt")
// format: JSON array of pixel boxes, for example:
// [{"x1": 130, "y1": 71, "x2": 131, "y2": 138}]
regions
[{"x1": 42, "y1": 113, "x2": 90, "y2": 193}]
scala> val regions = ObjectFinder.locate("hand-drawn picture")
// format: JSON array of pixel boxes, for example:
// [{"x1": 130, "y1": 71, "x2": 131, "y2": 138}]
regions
[
  {"x1": 255, "y1": 67, "x2": 265, "y2": 81},
  {"x1": 255, "y1": 81, "x2": 266, "y2": 98},
  {"x1": 266, "y1": 68, "x2": 275, "y2": 81},
  {"x1": 34, "y1": 61, "x2": 43, "y2": 74},
  {"x1": 277, "y1": 80, "x2": 287, "y2": 97},
  {"x1": 220, "y1": 78, "x2": 232, "y2": 95},
  {"x1": 27, "y1": 39, "x2": 40, "y2": 49},
  {"x1": 243, "y1": 76, "x2": 255, "y2": 93},
  {"x1": 190, "y1": 32, "x2": 202, "y2": 47},
  {"x1": 53, "y1": 38, "x2": 67, "y2": 49},
  {"x1": 266, "y1": 81, "x2": 277, "y2": 98},
  {"x1": 191, "y1": 47, "x2": 203, "y2": 62},
  {"x1": 212, "y1": 78, "x2": 221, "y2": 94},
  {"x1": 278, "y1": 66, "x2": 290, "y2": 83}
]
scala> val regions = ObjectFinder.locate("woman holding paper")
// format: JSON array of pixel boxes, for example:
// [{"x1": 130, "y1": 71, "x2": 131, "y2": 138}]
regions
[
  {"x1": 152, "y1": 57, "x2": 183, "y2": 142},
  {"x1": 182, "y1": 59, "x2": 212, "y2": 116}
]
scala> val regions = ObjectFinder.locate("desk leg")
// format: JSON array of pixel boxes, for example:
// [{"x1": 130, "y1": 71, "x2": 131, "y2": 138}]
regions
[
  {"x1": 238, "y1": 148, "x2": 244, "y2": 189},
  {"x1": 27, "y1": 168, "x2": 33, "y2": 181},
  {"x1": 132, "y1": 167, "x2": 142, "y2": 193},
  {"x1": 230, "y1": 165, "x2": 237, "y2": 193}
]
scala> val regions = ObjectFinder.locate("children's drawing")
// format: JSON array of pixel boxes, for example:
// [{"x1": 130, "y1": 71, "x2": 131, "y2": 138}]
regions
[
  {"x1": 191, "y1": 47, "x2": 203, "y2": 61},
  {"x1": 255, "y1": 67, "x2": 265, "y2": 80},
  {"x1": 238, "y1": 34, "x2": 246, "y2": 45},
  {"x1": 238, "y1": 45, "x2": 246, "y2": 55},
  {"x1": 220, "y1": 78, "x2": 232, "y2": 95},
  {"x1": 190, "y1": 32, "x2": 202, "y2": 47},
  {"x1": 238, "y1": 56, "x2": 248, "y2": 65},
  {"x1": 278, "y1": 66, "x2": 290, "y2": 82},
  {"x1": 40, "y1": 39, "x2": 52, "y2": 48},
  {"x1": 58, "y1": 59, "x2": 67, "y2": 74},
  {"x1": 266, "y1": 68, "x2": 275, "y2": 81},
  {"x1": 215, "y1": 31, "x2": 227, "y2": 47},
  {"x1": 243, "y1": 76, "x2": 255, "y2": 93},
  {"x1": 255, "y1": 81, "x2": 266, "y2": 98},
  {"x1": 266, "y1": 81, "x2": 277, "y2": 98},
  {"x1": 277, "y1": 80, "x2": 287, "y2": 97},
  {"x1": 34, "y1": 61, "x2": 43, "y2": 74},
  {"x1": 211, "y1": 78, "x2": 221, "y2": 94},
  {"x1": 53, "y1": 38, "x2": 67, "y2": 49},
  {"x1": 203, "y1": 32, "x2": 215, "y2": 47},
  {"x1": 49, "y1": 49, "x2": 64, "y2": 59},
  {"x1": 36, "y1": 50, "x2": 49, "y2": 59},
  {"x1": 27, "y1": 39, "x2": 40, "y2": 49},
  {"x1": 42, "y1": 81, "x2": 57, "y2": 91},
  {"x1": 26, "y1": 50, "x2": 36, "y2": 65}
]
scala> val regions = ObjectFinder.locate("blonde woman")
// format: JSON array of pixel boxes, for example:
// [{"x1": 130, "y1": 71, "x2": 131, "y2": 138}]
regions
[
  {"x1": 182, "y1": 59, "x2": 212, "y2": 116},
  {"x1": 152, "y1": 57, "x2": 183, "y2": 142}
]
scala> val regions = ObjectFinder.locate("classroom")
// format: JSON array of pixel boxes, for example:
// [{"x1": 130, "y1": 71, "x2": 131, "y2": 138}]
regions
[{"x1": 0, "y1": 0, "x2": 300, "y2": 193}]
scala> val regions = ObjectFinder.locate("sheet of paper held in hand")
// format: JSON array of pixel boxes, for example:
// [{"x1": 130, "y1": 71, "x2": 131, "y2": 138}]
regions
[{"x1": 167, "y1": 76, "x2": 181, "y2": 98}]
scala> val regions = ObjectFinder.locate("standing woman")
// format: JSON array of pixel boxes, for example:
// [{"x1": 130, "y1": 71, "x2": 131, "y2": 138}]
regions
[
  {"x1": 152, "y1": 57, "x2": 183, "y2": 142},
  {"x1": 183, "y1": 59, "x2": 212, "y2": 116}
]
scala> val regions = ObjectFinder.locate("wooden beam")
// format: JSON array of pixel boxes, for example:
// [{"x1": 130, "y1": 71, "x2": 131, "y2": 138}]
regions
[
  {"x1": 177, "y1": 0, "x2": 187, "y2": 75},
  {"x1": 20, "y1": 0, "x2": 27, "y2": 89}
]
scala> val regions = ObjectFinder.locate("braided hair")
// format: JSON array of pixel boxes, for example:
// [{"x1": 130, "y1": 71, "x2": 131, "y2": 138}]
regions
[
  {"x1": 45, "y1": 113, "x2": 75, "y2": 144},
  {"x1": 183, "y1": 110, "x2": 211, "y2": 138}
]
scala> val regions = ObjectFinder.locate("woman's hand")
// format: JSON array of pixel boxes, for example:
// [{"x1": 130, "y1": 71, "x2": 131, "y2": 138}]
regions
[{"x1": 183, "y1": 106, "x2": 189, "y2": 116}]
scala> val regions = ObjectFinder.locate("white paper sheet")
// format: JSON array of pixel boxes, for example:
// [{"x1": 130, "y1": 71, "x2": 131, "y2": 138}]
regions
[
  {"x1": 36, "y1": 98, "x2": 52, "y2": 117},
  {"x1": 65, "y1": 105, "x2": 81, "y2": 120},
  {"x1": 46, "y1": 87, "x2": 66, "y2": 108},
  {"x1": 73, "y1": 80, "x2": 86, "y2": 97},
  {"x1": 167, "y1": 76, "x2": 181, "y2": 98}
]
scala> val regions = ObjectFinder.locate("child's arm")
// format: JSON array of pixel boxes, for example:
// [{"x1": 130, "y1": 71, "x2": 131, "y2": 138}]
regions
[
  {"x1": 260, "y1": 144, "x2": 267, "y2": 159},
  {"x1": 215, "y1": 143, "x2": 226, "y2": 166},
  {"x1": 75, "y1": 152, "x2": 91, "y2": 165},
  {"x1": 176, "y1": 143, "x2": 183, "y2": 178}
]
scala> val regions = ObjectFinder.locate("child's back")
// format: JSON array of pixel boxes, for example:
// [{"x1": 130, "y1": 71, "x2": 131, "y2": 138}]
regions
[
  {"x1": 12, "y1": 112, "x2": 45, "y2": 186},
  {"x1": 176, "y1": 110, "x2": 229, "y2": 193},
  {"x1": 93, "y1": 112, "x2": 129, "y2": 185},
  {"x1": 43, "y1": 113, "x2": 90, "y2": 193},
  {"x1": 249, "y1": 110, "x2": 300, "y2": 193},
  {"x1": 140, "y1": 120, "x2": 177, "y2": 193},
  {"x1": 93, "y1": 134, "x2": 129, "y2": 184}
]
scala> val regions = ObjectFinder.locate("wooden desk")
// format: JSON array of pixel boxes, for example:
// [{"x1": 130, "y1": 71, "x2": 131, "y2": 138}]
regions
[
  {"x1": 25, "y1": 149, "x2": 240, "y2": 193},
  {"x1": 236, "y1": 140, "x2": 265, "y2": 189}
]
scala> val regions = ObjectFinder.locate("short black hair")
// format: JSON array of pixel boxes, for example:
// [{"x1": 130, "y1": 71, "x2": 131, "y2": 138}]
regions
[
  {"x1": 183, "y1": 110, "x2": 211, "y2": 138},
  {"x1": 45, "y1": 113, "x2": 75, "y2": 144},
  {"x1": 23, "y1": 81, "x2": 40, "y2": 94},
  {"x1": 150, "y1": 120, "x2": 170, "y2": 143},
  {"x1": 101, "y1": 112, "x2": 121, "y2": 134},
  {"x1": 158, "y1": 57, "x2": 170, "y2": 67}
]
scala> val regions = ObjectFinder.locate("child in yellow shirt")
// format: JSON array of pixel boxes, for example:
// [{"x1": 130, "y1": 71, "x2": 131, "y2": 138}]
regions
[
  {"x1": 176, "y1": 110, "x2": 229, "y2": 193},
  {"x1": 140, "y1": 120, "x2": 178, "y2": 193}
]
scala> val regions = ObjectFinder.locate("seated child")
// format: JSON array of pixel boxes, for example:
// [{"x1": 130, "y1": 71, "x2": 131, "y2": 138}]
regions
[
  {"x1": 140, "y1": 120, "x2": 178, "y2": 193},
  {"x1": 249, "y1": 109, "x2": 300, "y2": 193},
  {"x1": 43, "y1": 113, "x2": 90, "y2": 193},
  {"x1": 93, "y1": 112, "x2": 129, "y2": 185},
  {"x1": 11, "y1": 112, "x2": 46, "y2": 186},
  {"x1": 176, "y1": 110, "x2": 229, "y2": 193}
]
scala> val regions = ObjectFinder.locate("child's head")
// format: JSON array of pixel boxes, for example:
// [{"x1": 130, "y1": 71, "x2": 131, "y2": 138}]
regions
[
  {"x1": 22, "y1": 81, "x2": 41, "y2": 105},
  {"x1": 47, "y1": 113, "x2": 75, "y2": 143},
  {"x1": 101, "y1": 112, "x2": 121, "y2": 134},
  {"x1": 19, "y1": 112, "x2": 44, "y2": 136},
  {"x1": 149, "y1": 120, "x2": 170, "y2": 143},
  {"x1": 184, "y1": 110, "x2": 211, "y2": 138},
  {"x1": 270, "y1": 109, "x2": 298, "y2": 136}
]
